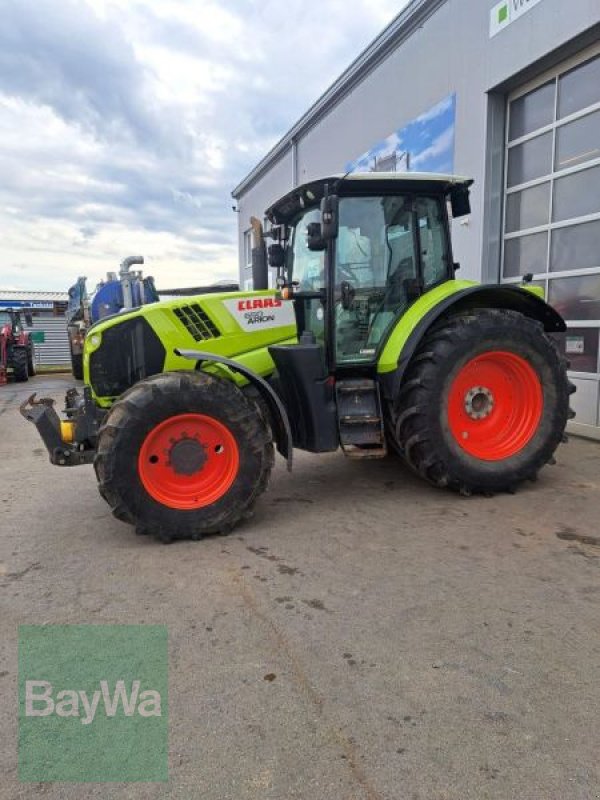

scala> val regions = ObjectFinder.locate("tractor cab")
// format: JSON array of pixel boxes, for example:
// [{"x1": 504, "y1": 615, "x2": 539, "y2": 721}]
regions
[
  {"x1": 259, "y1": 173, "x2": 472, "y2": 371},
  {"x1": 0, "y1": 307, "x2": 33, "y2": 335},
  {"x1": 251, "y1": 174, "x2": 474, "y2": 454}
]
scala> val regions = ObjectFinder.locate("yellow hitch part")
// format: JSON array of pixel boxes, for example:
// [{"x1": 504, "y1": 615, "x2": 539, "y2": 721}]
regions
[{"x1": 60, "y1": 421, "x2": 75, "y2": 444}]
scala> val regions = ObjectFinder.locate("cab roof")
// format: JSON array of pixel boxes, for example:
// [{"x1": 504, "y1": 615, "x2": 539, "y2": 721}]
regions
[{"x1": 266, "y1": 172, "x2": 473, "y2": 224}]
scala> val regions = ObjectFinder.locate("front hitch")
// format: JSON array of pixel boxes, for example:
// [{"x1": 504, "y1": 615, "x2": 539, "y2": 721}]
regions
[{"x1": 20, "y1": 391, "x2": 98, "y2": 466}]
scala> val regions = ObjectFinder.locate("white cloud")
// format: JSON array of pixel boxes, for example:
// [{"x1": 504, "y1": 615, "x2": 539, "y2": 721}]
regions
[
  {"x1": 0, "y1": 0, "x2": 405, "y2": 291},
  {"x1": 410, "y1": 125, "x2": 455, "y2": 169},
  {"x1": 414, "y1": 94, "x2": 455, "y2": 126}
]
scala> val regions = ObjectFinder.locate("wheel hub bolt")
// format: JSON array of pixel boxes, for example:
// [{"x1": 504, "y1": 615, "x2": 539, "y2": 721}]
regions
[{"x1": 464, "y1": 386, "x2": 494, "y2": 420}]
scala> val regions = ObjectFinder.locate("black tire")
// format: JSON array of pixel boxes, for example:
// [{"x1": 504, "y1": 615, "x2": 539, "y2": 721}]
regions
[
  {"x1": 12, "y1": 348, "x2": 29, "y2": 382},
  {"x1": 71, "y1": 350, "x2": 84, "y2": 380},
  {"x1": 394, "y1": 309, "x2": 574, "y2": 494},
  {"x1": 27, "y1": 345, "x2": 36, "y2": 377},
  {"x1": 94, "y1": 371, "x2": 274, "y2": 541}
]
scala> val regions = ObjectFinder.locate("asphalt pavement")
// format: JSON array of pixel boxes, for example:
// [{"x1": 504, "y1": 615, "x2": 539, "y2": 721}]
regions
[{"x1": 1, "y1": 375, "x2": 600, "y2": 799}]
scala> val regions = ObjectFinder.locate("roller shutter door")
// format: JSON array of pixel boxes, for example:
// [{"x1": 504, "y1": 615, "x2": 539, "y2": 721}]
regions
[
  {"x1": 502, "y1": 43, "x2": 600, "y2": 439},
  {"x1": 25, "y1": 316, "x2": 71, "y2": 367}
]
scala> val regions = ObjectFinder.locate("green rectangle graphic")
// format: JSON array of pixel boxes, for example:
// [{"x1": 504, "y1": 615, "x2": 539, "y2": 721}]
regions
[
  {"x1": 498, "y1": 4, "x2": 508, "y2": 22},
  {"x1": 19, "y1": 625, "x2": 168, "y2": 782}
]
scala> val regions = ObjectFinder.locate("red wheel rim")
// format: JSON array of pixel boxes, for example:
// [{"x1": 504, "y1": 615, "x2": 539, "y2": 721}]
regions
[
  {"x1": 447, "y1": 351, "x2": 543, "y2": 461},
  {"x1": 138, "y1": 413, "x2": 240, "y2": 510}
]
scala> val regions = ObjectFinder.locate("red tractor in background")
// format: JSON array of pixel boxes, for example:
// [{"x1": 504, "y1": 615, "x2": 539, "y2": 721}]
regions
[{"x1": 0, "y1": 308, "x2": 36, "y2": 385}]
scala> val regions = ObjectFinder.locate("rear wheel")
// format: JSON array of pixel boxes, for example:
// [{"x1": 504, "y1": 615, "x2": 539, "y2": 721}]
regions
[
  {"x1": 94, "y1": 371, "x2": 274, "y2": 540},
  {"x1": 12, "y1": 348, "x2": 29, "y2": 382},
  {"x1": 394, "y1": 309, "x2": 574, "y2": 494}
]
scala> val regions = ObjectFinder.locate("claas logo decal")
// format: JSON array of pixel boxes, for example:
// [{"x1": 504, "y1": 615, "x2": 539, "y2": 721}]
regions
[
  {"x1": 223, "y1": 296, "x2": 295, "y2": 329},
  {"x1": 236, "y1": 298, "x2": 282, "y2": 311}
]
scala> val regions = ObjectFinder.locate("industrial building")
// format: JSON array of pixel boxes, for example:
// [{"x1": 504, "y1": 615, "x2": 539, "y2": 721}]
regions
[
  {"x1": 233, "y1": 0, "x2": 600, "y2": 439},
  {"x1": 0, "y1": 290, "x2": 70, "y2": 367}
]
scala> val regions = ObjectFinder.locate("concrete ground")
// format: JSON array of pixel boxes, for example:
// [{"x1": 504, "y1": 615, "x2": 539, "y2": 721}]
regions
[{"x1": 1, "y1": 374, "x2": 600, "y2": 800}]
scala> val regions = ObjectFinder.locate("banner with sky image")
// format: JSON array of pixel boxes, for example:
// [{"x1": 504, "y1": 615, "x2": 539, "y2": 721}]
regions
[{"x1": 345, "y1": 93, "x2": 456, "y2": 175}]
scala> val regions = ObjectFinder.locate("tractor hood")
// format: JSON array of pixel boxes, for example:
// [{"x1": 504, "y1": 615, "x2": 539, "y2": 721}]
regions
[{"x1": 84, "y1": 290, "x2": 298, "y2": 404}]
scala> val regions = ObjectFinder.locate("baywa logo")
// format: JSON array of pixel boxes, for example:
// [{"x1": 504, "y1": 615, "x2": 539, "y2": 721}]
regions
[
  {"x1": 25, "y1": 679, "x2": 162, "y2": 725},
  {"x1": 19, "y1": 625, "x2": 168, "y2": 782},
  {"x1": 490, "y1": 0, "x2": 544, "y2": 36}
]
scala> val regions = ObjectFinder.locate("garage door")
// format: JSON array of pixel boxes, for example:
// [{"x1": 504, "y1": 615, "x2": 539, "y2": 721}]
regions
[{"x1": 502, "y1": 43, "x2": 600, "y2": 438}]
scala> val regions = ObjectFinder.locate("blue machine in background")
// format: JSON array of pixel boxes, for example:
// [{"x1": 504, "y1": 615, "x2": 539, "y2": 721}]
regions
[
  {"x1": 66, "y1": 255, "x2": 238, "y2": 379},
  {"x1": 66, "y1": 256, "x2": 158, "y2": 378},
  {"x1": 69, "y1": 256, "x2": 159, "y2": 327},
  {"x1": 90, "y1": 278, "x2": 158, "y2": 322}
]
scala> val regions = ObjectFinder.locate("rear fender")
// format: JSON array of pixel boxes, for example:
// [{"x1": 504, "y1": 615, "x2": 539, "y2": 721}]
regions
[
  {"x1": 175, "y1": 349, "x2": 293, "y2": 470},
  {"x1": 378, "y1": 284, "x2": 566, "y2": 404}
]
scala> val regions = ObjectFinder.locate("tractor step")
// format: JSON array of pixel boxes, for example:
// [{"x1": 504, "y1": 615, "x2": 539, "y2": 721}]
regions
[{"x1": 335, "y1": 379, "x2": 387, "y2": 459}]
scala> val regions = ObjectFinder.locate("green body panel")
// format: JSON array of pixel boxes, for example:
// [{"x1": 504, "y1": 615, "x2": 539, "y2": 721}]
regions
[
  {"x1": 377, "y1": 279, "x2": 548, "y2": 374},
  {"x1": 523, "y1": 284, "x2": 544, "y2": 299},
  {"x1": 377, "y1": 279, "x2": 477, "y2": 374},
  {"x1": 83, "y1": 281, "x2": 555, "y2": 407},
  {"x1": 84, "y1": 290, "x2": 298, "y2": 406}
]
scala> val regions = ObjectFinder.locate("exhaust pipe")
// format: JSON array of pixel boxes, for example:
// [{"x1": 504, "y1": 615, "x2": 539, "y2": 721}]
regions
[
  {"x1": 250, "y1": 218, "x2": 268, "y2": 290},
  {"x1": 119, "y1": 256, "x2": 144, "y2": 310}
]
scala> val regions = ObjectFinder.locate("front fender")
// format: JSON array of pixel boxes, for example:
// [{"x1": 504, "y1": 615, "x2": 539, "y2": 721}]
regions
[{"x1": 174, "y1": 349, "x2": 293, "y2": 470}]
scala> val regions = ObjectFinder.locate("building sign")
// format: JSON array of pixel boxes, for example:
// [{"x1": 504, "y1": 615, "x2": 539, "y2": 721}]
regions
[
  {"x1": 0, "y1": 300, "x2": 54, "y2": 309},
  {"x1": 490, "y1": 0, "x2": 545, "y2": 38},
  {"x1": 345, "y1": 94, "x2": 456, "y2": 175}
]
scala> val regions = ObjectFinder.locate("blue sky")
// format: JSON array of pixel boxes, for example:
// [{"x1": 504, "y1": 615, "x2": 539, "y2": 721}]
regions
[{"x1": 0, "y1": 0, "x2": 405, "y2": 291}]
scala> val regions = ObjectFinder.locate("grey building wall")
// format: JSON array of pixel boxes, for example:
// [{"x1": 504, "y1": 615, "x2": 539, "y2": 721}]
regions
[
  {"x1": 233, "y1": 0, "x2": 600, "y2": 436},
  {"x1": 235, "y1": 150, "x2": 293, "y2": 288},
  {"x1": 234, "y1": 0, "x2": 600, "y2": 283}
]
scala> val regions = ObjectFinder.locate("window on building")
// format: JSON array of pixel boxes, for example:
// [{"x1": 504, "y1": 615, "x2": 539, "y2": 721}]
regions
[
  {"x1": 502, "y1": 47, "x2": 600, "y2": 384},
  {"x1": 243, "y1": 229, "x2": 253, "y2": 270}
]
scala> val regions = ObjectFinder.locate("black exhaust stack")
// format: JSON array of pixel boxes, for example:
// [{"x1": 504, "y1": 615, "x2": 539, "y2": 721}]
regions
[{"x1": 250, "y1": 216, "x2": 269, "y2": 290}]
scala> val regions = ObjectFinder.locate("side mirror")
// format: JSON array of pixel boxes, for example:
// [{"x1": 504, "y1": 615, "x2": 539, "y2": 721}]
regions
[
  {"x1": 267, "y1": 243, "x2": 285, "y2": 268},
  {"x1": 306, "y1": 222, "x2": 326, "y2": 251},
  {"x1": 320, "y1": 194, "x2": 339, "y2": 240},
  {"x1": 449, "y1": 185, "x2": 471, "y2": 218}
]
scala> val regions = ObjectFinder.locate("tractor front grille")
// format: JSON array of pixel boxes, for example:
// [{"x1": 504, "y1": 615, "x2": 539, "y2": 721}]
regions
[
  {"x1": 173, "y1": 304, "x2": 220, "y2": 341},
  {"x1": 89, "y1": 317, "x2": 166, "y2": 398}
]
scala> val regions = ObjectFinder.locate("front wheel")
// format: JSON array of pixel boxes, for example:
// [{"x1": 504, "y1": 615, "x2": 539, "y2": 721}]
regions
[
  {"x1": 394, "y1": 309, "x2": 574, "y2": 494},
  {"x1": 94, "y1": 371, "x2": 274, "y2": 540},
  {"x1": 12, "y1": 348, "x2": 29, "y2": 382},
  {"x1": 70, "y1": 345, "x2": 83, "y2": 380},
  {"x1": 27, "y1": 345, "x2": 36, "y2": 377}
]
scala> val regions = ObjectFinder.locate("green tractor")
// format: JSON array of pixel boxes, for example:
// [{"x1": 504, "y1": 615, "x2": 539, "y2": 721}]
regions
[{"x1": 21, "y1": 173, "x2": 574, "y2": 541}]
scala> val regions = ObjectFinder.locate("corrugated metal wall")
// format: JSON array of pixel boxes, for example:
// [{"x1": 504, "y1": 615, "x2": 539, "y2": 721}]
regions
[{"x1": 25, "y1": 316, "x2": 70, "y2": 366}]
